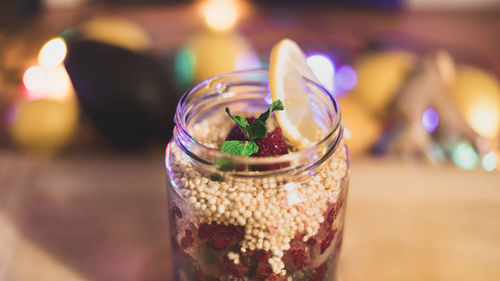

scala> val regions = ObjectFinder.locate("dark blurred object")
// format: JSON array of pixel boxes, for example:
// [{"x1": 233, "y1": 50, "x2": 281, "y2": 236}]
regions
[
  {"x1": 253, "y1": 0, "x2": 401, "y2": 9},
  {"x1": 0, "y1": 0, "x2": 41, "y2": 28},
  {"x1": 95, "y1": 0, "x2": 400, "y2": 8},
  {"x1": 64, "y1": 40, "x2": 177, "y2": 147},
  {"x1": 96, "y1": 0, "x2": 188, "y2": 3}
]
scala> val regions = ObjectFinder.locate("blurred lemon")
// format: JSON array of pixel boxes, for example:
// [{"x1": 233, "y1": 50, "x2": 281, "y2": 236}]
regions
[
  {"x1": 184, "y1": 32, "x2": 259, "y2": 83},
  {"x1": 451, "y1": 65, "x2": 500, "y2": 138},
  {"x1": 338, "y1": 96, "x2": 381, "y2": 155},
  {"x1": 79, "y1": 17, "x2": 151, "y2": 52},
  {"x1": 351, "y1": 51, "x2": 416, "y2": 116},
  {"x1": 10, "y1": 99, "x2": 78, "y2": 153}
]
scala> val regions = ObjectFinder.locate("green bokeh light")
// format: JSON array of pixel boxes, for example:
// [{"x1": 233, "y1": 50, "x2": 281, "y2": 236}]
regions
[
  {"x1": 174, "y1": 48, "x2": 196, "y2": 90},
  {"x1": 451, "y1": 142, "x2": 479, "y2": 170},
  {"x1": 482, "y1": 152, "x2": 498, "y2": 172}
]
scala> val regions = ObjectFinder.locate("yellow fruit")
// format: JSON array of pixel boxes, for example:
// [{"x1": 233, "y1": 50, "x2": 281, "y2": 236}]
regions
[
  {"x1": 269, "y1": 39, "x2": 323, "y2": 150},
  {"x1": 451, "y1": 65, "x2": 500, "y2": 138},
  {"x1": 338, "y1": 97, "x2": 381, "y2": 155},
  {"x1": 185, "y1": 31, "x2": 259, "y2": 82},
  {"x1": 351, "y1": 51, "x2": 416, "y2": 115},
  {"x1": 79, "y1": 17, "x2": 151, "y2": 52},
  {"x1": 10, "y1": 99, "x2": 78, "y2": 153}
]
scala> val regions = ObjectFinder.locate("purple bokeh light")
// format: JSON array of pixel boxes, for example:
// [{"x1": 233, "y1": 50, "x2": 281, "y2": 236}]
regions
[
  {"x1": 422, "y1": 107, "x2": 439, "y2": 133},
  {"x1": 334, "y1": 65, "x2": 357, "y2": 94}
]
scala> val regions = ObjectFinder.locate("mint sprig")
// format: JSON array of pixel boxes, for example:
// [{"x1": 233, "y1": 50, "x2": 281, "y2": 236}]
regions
[
  {"x1": 220, "y1": 140, "x2": 259, "y2": 156},
  {"x1": 225, "y1": 108, "x2": 250, "y2": 133},
  {"x1": 220, "y1": 100, "x2": 284, "y2": 158}
]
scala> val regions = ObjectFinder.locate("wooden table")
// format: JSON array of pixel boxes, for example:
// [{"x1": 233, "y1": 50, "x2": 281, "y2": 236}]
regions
[{"x1": 1, "y1": 150, "x2": 499, "y2": 281}]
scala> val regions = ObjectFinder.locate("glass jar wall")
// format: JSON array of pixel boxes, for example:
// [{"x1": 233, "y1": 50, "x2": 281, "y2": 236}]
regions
[{"x1": 165, "y1": 70, "x2": 349, "y2": 281}]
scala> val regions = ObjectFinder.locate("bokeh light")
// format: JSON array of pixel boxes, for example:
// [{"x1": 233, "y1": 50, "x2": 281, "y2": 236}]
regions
[
  {"x1": 23, "y1": 66, "x2": 46, "y2": 92},
  {"x1": 23, "y1": 65, "x2": 74, "y2": 101},
  {"x1": 482, "y1": 152, "x2": 498, "y2": 172},
  {"x1": 181, "y1": 32, "x2": 257, "y2": 82},
  {"x1": 235, "y1": 50, "x2": 261, "y2": 71},
  {"x1": 451, "y1": 65, "x2": 500, "y2": 138},
  {"x1": 174, "y1": 48, "x2": 196, "y2": 89},
  {"x1": 451, "y1": 142, "x2": 479, "y2": 170},
  {"x1": 38, "y1": 37, "x2": 67, "y2": 69},
  {"x1": 335, "y1": 65, "x2": 357, "y2": 93},
  {"x1": 45, "y1": 65, "x2": 74, "y2": 100},
  {"x1": 203, "y1": 0, "x2": 238, "y2": 32},
  {"x1": 9, "y1": 99, "x2": 78, "y2": 153},
  {"x1": 343, "y1": 127, "x2": 352, "y2": 140},
  {"x1": 79, "y1": 18, "x2": 151, "y2": 51},
  {"x1": 466, "y1": 103, "x2": 499, "y2": 138},
  {"x1": 306, "y1": 54, "x2": 335, "y2": 92},
  {"x1": 422, "y1": 107, "x2": 439, "y2": 133}
]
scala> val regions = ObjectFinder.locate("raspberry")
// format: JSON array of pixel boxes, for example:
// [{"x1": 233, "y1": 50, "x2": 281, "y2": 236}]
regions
[
  {"x1": 256, "y1": 250, "x2": 271, "y2": 262},
  {"x1": 197, "y1": 222, "x2": 244, "y2": 249},
  {"x1": 225, "y1": 117, "x2": 289, "y2": 158},
  {"x1": 283, "y1": 240, "x2": 310, "y2": 270},
  {"x1": 240, "y1": 249, "x2": 256, "y2": 265},
  {"x1": 265, "y1": 274, "x2": 287, "y2": 281},
  {"x1": 257, "y1": 262, "x2": 273, "y2": 277},
  {"x1": 181, "y1": 229, "x2": 194, "y2": 250},
  {"x1": 309, "y1": 263, "x2": 328, "y2": 281},
  {"x1": 306, "y1": 237, "x2": 317, "y2": 247},
  {"x1": 207, "y1": 223, "x2": 244, "y2": 249},
  {"x1": 198, "y1": 222, "x2": 212, "y2": 240},
  {"x1": 294, "y1": 232, "x2": 306, "y2": 240},
  {"x1": 222, "y1": 257, "x2": 250, "y2": 278},
  {"x1": 325, "y1": 205, "x2": 337, "y2": 226},
  {"x1": 255, "y1": 251, "x2": 272, "y2": 277},
  {"x1": 225, "y1": 117, "x2": 255, "y2": 141},
  {"x1": 325, "y1": 197, "x2": 344, "y2": 226},
  {"x1": 250, "y1": 128, "x2": 290, "y2": 171},
  {"x1": 222, "y1": 249, "x2": 255, "y2": 278},
  {"x1": 253, "y1": 128, "x2": 289, "y2": 157},
  {"x1": 320, "y1": 229, "x2": 337, "y2": 254}
]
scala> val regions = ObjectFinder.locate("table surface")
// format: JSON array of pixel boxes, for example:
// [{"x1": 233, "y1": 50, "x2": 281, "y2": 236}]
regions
[{"x1": 1, "y1": 149, "x2": 499, "y2": 281}]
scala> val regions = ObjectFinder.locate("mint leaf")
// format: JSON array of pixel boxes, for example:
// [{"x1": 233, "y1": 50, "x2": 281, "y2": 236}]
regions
[
  {"x1": 220, "y1": 100, "x2": 283, "y2": 160},
  {"x1": 221, "y1": 140, "x2": 259, "y2": 156},
  {"x1": 247, "y1": 119, "x2": 267, "y2": 140},
  {"x1": 214, "y1": 158, "x2": 237, "y2": 171},
  {"x1": 224, "y1": 100, "x2": 284, "y2": 141},
  {"x1": 210, "y1": 173, "x2": 224, "y2": 181},
  {"x1": 226, "y1": 108, "x2": 249, "y2": 134},
  {"x1": 256, "y1": 100, "x2": 284, "y2": 125},
  {"x1": 245, "y1": 100, "x2": 284, "y2": 140}
]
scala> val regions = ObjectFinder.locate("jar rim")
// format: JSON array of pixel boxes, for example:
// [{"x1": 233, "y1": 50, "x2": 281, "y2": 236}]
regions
[{"x1": 173, "y1": 69, "x2": 344, "y2": 176}]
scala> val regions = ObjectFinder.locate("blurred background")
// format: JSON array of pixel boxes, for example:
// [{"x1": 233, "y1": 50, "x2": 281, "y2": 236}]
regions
[{"x1": 1, "y1": 0, "x2": 500, "y2": 281}]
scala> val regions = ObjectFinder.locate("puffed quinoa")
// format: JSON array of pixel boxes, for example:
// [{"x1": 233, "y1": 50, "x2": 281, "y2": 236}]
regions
[{"x1": 168, "y1": 116, "x2": 348, "y2": 276}]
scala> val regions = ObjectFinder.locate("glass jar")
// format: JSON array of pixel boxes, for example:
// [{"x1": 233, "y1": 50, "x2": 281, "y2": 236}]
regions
[{"x1": 165, "y1": 69, "x2": 349, "y2": 281}]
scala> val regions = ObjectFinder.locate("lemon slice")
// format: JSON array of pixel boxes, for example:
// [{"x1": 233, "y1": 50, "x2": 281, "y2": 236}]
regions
[{"x1": 269, "y1": 39, "x2": 324, "y2": 150}]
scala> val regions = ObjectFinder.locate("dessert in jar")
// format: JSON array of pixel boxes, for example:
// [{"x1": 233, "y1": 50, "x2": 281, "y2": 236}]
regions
[{"x1": 165, "y1": 39, "x2": 349, "y2": 281}]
